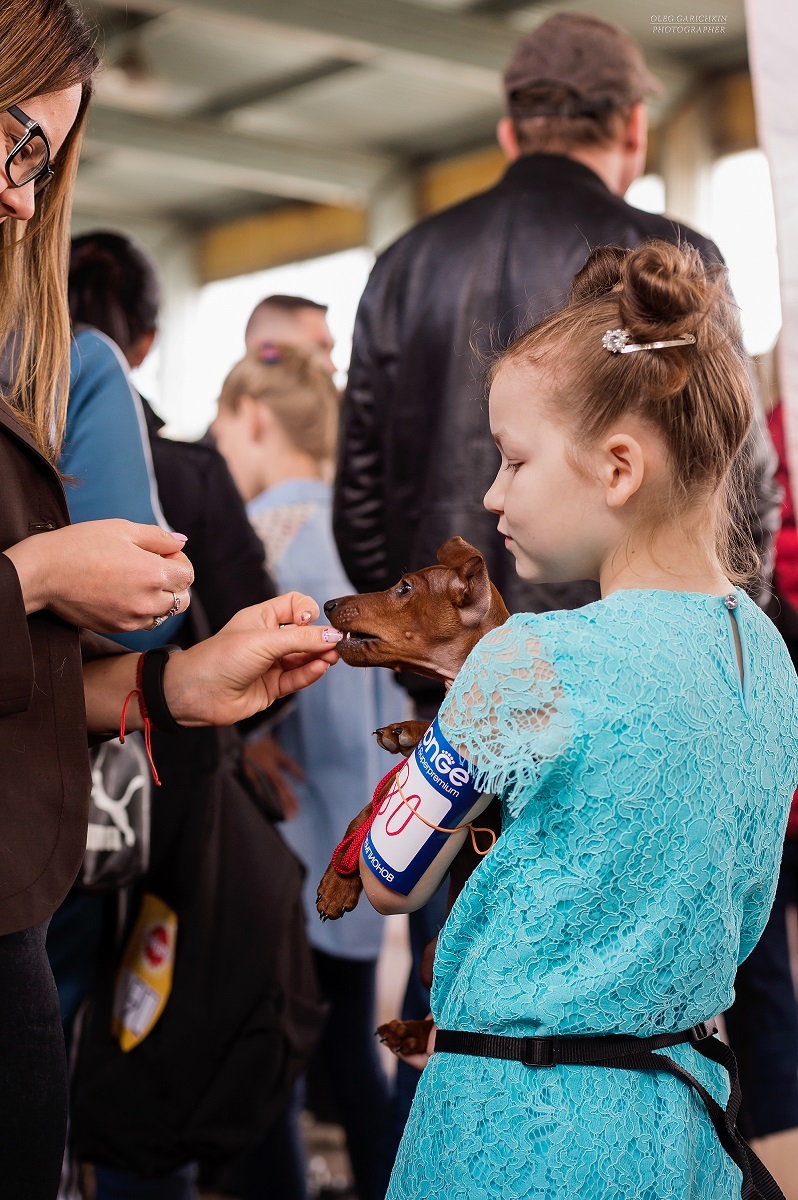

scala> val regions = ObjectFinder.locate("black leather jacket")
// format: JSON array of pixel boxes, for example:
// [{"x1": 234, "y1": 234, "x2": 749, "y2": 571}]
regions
[{"x1": 334, "y1": 153, "x2": 780, "y2": 619}]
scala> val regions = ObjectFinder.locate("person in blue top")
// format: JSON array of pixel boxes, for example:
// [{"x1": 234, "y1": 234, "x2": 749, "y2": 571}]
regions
[
  {"x1": 359, "y1": 240, "x2": 798, "y2": 1200},
  {"x1": 61, "y1": 231, "x2": 186, "y2": 650},
  {"x1": 214, "y1": 344, "x2": 404, "y2": 1200}
]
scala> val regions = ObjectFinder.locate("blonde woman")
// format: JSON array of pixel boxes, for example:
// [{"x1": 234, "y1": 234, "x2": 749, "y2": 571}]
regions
[
  {"x1": 214, "y1": 346, "x2": 402, "y2": 1199},
  {"x1": 0, "y1": 6, "x2": 340, "y2": 1194}
]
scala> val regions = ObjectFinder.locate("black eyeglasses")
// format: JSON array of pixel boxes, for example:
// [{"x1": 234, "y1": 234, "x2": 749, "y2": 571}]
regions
[{"x1": 2, "y1": 105, "x2": 54, "y2": 193}]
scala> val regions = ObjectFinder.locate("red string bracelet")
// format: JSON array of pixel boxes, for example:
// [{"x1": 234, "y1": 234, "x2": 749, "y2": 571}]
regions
[{"x1": 119, "y1": 653, "x2": 161, "y2": 786}]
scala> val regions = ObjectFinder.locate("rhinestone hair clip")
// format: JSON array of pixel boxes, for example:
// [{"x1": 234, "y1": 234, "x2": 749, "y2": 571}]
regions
[{"x1": 602, "y1": 328, "x2": 697, "y2": 355}]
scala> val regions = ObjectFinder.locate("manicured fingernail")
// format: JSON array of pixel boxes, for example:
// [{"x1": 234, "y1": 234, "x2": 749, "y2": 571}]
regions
[
  {"x1": 299, "y1": 611, "x2": 313, "y2": 624},
  {"x1": 322, "y1": 627, "x2": 343, "y2": 643},
  {"x1": 169, "y1": 532, "x2": 188, "y2": 542}
]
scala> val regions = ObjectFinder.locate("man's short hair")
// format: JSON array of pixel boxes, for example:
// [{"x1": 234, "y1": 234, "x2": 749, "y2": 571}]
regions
[
  {"x1": 245, "y1": 294, "x2": 327, "y2": 339},
  {"x1": 511, "y1": 84, "x2": 632, "y2": 156},
  {"x1": 257, "y1": 294, "x2": 327, "y2": 315}
]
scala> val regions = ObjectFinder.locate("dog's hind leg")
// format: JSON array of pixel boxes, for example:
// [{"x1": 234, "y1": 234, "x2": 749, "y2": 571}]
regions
[{"x1": 377, "y1": 1018, "x2": 435, "y2": 1057}]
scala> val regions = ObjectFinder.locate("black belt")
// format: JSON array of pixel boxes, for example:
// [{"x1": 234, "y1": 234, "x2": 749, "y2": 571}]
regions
[{"x1": 435, "y1": 1026, "x2": 784, "y2": 1200}]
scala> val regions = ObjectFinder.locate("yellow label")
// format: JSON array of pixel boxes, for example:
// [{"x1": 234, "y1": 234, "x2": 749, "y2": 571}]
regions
[{"x1": 111, "y1": 894, "x2": 177, "y2": 1053}]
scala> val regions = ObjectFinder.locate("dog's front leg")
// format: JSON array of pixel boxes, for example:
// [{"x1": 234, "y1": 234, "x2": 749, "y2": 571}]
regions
[
  {"x1": 316, "y1": 800, "x2": 373, "y2": 920},
  {"x1": 374, "y1": 719, "x2": 431, "y2": 756}
]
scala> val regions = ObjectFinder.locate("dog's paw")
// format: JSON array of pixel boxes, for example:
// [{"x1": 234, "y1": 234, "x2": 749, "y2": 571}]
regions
[
  {"x1": 316, "y1": 864, "x2": 363, "y2": 921},
  {"x1": 374, "y1": 720, "x2": 431, "y2": 756},
  {"x1": 377, "y1": 1018, "x2": 435, "y2": 1056}
]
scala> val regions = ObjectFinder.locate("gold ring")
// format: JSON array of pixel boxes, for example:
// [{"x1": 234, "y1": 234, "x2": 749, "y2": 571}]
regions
[{"x1": 152, "y1": 593, "x2": 181, "y2": 629}]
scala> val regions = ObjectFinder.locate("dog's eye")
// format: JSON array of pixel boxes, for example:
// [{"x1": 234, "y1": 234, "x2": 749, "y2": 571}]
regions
[{"x1": 397, "y1": 580, "x2": 413, "y2": 596}]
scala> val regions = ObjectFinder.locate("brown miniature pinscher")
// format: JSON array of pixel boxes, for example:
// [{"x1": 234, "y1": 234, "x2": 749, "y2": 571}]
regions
[{"x1": 317, "y1": 537, "x2": 509, "y2": 1054}]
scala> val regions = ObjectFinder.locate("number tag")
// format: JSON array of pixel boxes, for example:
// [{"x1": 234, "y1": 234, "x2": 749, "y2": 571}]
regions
[{"x1": 362, "y1": 718, "x2": 479, "y2": 895}]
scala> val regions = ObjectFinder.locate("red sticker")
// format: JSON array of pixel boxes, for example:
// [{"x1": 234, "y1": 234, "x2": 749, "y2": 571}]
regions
[{"x1": 144, "y1": 924, "x2": 170, "y2": 969}]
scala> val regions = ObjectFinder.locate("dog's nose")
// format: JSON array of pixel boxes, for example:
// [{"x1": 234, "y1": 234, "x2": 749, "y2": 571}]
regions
[{"x1": 323, "y1": 599, "x2": 338, "y2": 616}]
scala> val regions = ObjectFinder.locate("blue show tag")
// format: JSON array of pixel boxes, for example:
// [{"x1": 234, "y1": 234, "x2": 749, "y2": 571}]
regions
[{"x1": 362, "y1": 718, "x2": 479, "y2": 895}]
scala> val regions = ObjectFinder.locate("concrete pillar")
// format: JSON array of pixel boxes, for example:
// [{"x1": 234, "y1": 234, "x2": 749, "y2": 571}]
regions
[
  {"x1": 367, "y1": 171, "x2": 419, "y2": 254},
  {"x1": 151, "y1": 233, "x2": 201, "y2": 433},
  {"x1": 746, "y1": 0, "x2": 798, "y2": 499},
  {"x1": 658, "y1": 91, "x2": 714, "y2": 233}
]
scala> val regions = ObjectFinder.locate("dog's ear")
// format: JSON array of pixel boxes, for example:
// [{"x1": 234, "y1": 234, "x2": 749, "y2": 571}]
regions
[
  {"x1": 443, "y1": 545, "x2": 492, "y2": 624},
  {"x1": 437, "y1": 537, "x2": 483, "y2": 570}
]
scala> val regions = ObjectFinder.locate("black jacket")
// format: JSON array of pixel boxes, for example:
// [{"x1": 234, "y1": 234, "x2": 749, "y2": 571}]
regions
[
  {"x1": 142, "y1": 403, "x2": 278, "y2": 634},
  {"x1": 334, "y1": 153, "x2": 780, "y2": 620}
]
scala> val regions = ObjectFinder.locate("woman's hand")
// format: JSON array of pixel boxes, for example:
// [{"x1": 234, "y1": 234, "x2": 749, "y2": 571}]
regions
[
  {"x1": 163, "y1": 593, "x2": 342, "y2": 727},
  {"x1": 3, "y1": 519, "x2": 194, "y2": 631}
]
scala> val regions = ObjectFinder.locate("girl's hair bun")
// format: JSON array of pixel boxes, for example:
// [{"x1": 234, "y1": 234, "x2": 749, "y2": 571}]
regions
[
  {"x1": 619, "y1": 240, "x2": 710, "y2": 342},
  {"x1": 569, "y1": 241, "x2": 714, "y2": 343},
  {"x1": 218, "y1": 343, "x2": 339, "y2": 465}
]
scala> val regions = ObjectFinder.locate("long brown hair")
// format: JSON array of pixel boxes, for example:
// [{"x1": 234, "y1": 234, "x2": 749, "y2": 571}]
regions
[
  {"x1": 0, "y1": 0, "x2": 98, "y2": 460},
  {"x1": 493, "y1": 240, "x2": 755, "y2": 579}
]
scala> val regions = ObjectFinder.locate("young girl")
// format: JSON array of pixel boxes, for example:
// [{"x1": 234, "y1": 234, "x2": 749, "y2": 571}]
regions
[{"x1": 360, "y1": 240, "x2": 798, "y2": 1199}]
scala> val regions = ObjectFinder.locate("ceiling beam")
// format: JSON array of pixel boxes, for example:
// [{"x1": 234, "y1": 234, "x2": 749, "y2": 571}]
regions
[
  {"x1": 469, "y1": 0, "x2": 544, "y2": 13},
  {"x1": 84, "y1": 105, "x2": 395, "y2": 204},
  {"x1": 193, "y1": 58, "x2": 362, "y2": 119},
  {"x1": 93, "y1": 0, "x2": 517, "y2": 90},
  {"x1": 198, "y1": 202, "x2": 367, "y2": 281}
]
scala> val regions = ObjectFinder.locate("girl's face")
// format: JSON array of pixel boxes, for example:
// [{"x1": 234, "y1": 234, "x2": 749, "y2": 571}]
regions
[
  {"x1": 0, "y1": 85, "x2": 82, "y2": 224},
  {"x1": 485, "y1": 363, "x2": 619, "y2": 584}
]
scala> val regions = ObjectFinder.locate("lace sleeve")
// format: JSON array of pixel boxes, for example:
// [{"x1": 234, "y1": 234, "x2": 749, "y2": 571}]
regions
[{"x1": 438, "y1": 615, "x2": 573, "y2": 818}]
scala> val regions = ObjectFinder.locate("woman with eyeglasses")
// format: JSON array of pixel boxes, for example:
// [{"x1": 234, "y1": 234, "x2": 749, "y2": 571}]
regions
[{"x1": 0, "y1": 5, "x2": 342, "y2": 1196}]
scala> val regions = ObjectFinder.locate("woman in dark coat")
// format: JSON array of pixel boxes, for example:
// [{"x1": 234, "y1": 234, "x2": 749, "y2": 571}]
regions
[{"x1": 0, "y1": 6, "x2": 339, "y2": 1196}]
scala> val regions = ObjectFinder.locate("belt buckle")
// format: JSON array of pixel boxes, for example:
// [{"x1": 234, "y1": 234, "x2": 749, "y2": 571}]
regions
[
  {"x1": 521, "y1": 1037, "x2": 555, "y2": 1067},
  {"x1": 690, "y1": 1021, "x2": 715, "y2": 1042}
]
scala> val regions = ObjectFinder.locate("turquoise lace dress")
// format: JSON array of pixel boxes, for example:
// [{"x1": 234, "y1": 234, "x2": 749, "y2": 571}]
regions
[{"x1": 387, "y1": 589, "x2": 798, "y2": 1200}]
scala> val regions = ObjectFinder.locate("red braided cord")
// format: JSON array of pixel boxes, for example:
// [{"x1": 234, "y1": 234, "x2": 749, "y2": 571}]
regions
[
  {"x1": 119, "y1": 654, "x2": 162, "y2": 787},
  {"x1": 331, "y1": 759, "x2": 405, "y2": 877}
]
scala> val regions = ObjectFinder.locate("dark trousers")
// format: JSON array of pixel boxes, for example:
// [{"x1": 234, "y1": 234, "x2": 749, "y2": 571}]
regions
[
  {"x1": 374, "y1": 696, "x2": 449, "y2": 1197},
  {"x1": 312, "y1": 949, "x2": 390, "y2": 1197},
  {"x1": 374, "y1": 884, "x2": 448, "y2": 1200},
  {"x1": 93, "y1": 1164, "x2": 198, "y2": 1200},
  {"x1": 0, "y1": 920, "x2": 68, "y2": 1200},
  {"x1": 726, "y1": 837, "x2": 798, "y2": 1138},
  {"x1": 241, "y1": 950, "x2": 389, "y2": 1200}
]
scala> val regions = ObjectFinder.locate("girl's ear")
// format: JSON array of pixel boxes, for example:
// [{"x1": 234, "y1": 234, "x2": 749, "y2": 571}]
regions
[
  {"x1": 601, "y1": 433, "x2": 645, "y2": 509},
  {"x1": 248, "y1": 397, "x2": 277, "y2": 444}
]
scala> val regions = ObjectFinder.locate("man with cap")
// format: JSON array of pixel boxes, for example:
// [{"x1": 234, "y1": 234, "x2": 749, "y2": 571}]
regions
[
  {"x1": 334, "y1": 11, "x2": 778, "y2": 624},
  {"x1": 334, "y1": 11, "x2": 781, "y2": 1184}
]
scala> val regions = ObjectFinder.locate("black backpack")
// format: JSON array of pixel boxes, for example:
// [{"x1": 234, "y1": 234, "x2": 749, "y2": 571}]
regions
[{"x1": 70, "y1": 714, "x2": 326, "y2": 1176}]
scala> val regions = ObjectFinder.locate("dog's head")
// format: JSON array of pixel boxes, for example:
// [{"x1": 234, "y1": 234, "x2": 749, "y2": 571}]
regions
[{"x1": 323, "y1": 537, "x2": 508, "y2": 683}]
